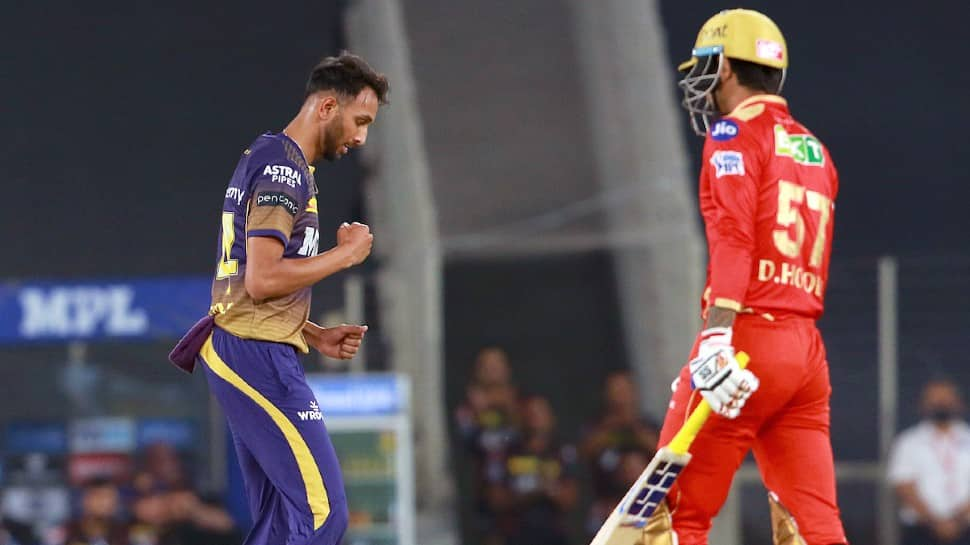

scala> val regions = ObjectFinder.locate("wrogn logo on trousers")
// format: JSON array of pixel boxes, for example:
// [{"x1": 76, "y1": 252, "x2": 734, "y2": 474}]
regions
[{"x1": 297, "y1": 400, "x2": 323, "y2": 421}]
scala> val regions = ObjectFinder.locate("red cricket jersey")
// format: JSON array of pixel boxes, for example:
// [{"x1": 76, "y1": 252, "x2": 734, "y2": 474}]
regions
[{"x1": 699, "y1": 95, "x2": 839, "y2": 320}]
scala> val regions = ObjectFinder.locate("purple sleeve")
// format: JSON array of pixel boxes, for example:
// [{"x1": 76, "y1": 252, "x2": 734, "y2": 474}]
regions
[{"x1": 246, "y1": 159, "x2": 309, "y2": 245}]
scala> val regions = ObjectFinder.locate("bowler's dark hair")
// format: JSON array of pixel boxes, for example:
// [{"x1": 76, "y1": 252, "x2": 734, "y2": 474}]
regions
[
  {"x1": 305, "y1": 51, "x2": 389, "y2": 104},
  {"x1": 729, "y1": 58, "x2": 784, "y2": 94}
]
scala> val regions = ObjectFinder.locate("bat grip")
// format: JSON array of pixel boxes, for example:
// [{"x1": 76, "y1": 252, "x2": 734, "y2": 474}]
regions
[{"x1": 666, "y1": 351, "x2": 750, "y2": 455}]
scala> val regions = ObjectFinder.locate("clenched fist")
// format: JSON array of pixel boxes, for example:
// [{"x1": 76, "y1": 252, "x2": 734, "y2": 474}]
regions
[
  {"x1": 304, "y1": 322, "x2": 368, "y2": 360},
  {"x1": 337, "y1": 222, "x2": 373, "y2": 267}
]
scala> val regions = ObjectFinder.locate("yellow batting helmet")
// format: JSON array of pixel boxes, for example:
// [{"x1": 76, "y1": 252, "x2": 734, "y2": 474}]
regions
[
  {"x1": 678, "y1": 9, "x2": 788, "y2": 72},
  {"x1": 677, "y1": 9, "x2": 788, "y2": 136}
]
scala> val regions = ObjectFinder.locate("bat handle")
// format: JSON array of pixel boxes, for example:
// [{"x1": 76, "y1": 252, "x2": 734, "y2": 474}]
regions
[{"x1": 666, "y1": 351, "x2": 750, "y2": 455}]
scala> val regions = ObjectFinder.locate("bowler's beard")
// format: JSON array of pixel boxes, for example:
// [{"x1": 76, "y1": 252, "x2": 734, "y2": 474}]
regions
[{"x1": 321, "y1": 118, "x2": 345, "y2": 162}]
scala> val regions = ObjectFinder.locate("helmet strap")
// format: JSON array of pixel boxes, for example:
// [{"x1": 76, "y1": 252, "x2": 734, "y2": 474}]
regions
[{"x1": 776, "y1": 68, "x2": 787, "y2": 94}]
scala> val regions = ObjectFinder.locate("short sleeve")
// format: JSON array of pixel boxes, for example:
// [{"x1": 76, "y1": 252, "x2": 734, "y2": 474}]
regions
[
  {"x1": 246, "y1": 159, "x2": 309, "y2": 246},
  {"x1": 886, "y1": 431, "x2": 917, "y2": 484}
]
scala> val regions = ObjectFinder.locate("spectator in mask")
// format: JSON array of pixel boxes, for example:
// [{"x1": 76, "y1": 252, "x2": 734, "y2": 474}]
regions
[{"x1": 889, "y1": 379, "x2": 970, "y2": 545}]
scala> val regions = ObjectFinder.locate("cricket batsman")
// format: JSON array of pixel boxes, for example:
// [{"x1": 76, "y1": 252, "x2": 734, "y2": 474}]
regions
[
  {"x1": 168, "y1": 52, "x2": 388, "y2": 545},
  {"x1": 650, "y1": 9, "x2": 848, "y2": 545}
]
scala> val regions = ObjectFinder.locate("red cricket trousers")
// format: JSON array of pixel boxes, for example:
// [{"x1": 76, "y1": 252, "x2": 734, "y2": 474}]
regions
[{"x1": 657, "y1": 314, "x2": 847, "y2": 545}]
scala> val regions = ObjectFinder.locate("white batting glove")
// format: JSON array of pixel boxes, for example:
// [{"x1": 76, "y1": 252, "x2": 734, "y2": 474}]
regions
[{"x1": 689, "y1": 327, "x2": 759, "y2": 419}]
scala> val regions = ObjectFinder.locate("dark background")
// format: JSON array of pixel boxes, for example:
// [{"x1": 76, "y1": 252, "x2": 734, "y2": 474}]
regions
[
  {"x1": 2, "y1": 2, "x2": 968, "y2": 543},
  {"x1": 5, "y1": 1, "x2": 967, "y2": 276},
  {"x1": 0, "y1": 2, "x2": 362, "y2": 280},
  {"x1": 661, "y1": 1, "x2": 970, "y2": 259}
]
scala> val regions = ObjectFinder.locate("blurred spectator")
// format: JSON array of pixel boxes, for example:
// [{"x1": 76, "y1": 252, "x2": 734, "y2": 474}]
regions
[
  {"x1": 128, "y1": 492, "x2": 167, "y2": 545},
  {"x1": 580, "y1": 371, "x2": 659, "y2": 536},
  {"x1": 454, "y1": 348, "x2": 521, "y2": 545},
  {"x1": 131, "y1": 444, "x2": 187, "y2": 496},
  {"x1": 490, "y1": 396, "x2": 578, "y2": 545},
  {"x1": 160, "y1": 490, "x2": 240, "y2": 545},
  {"x1": 61, "y1": 478, "x2": 129, "y2": 545},
  {"x1": 889, "y1": 379, "x2": 970, "y2": 545},
  {"x1": 127, "y1": 489, "x2": 239, "y2": 545}
]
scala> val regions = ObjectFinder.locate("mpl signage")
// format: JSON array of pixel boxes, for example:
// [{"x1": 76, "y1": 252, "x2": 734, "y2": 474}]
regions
[{"x1": 0, "y1": 277, "x2": 210, "y2": 343}]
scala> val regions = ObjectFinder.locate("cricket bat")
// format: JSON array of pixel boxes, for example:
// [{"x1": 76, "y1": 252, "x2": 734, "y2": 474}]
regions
[{"x1": 588, "y1": 352, "x2": 751, "y2": 545}]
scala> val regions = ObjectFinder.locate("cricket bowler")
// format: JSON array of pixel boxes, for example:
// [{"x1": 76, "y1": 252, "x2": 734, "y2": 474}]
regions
[
  {"x1": 168, "y1": 52, "x2": 389, "y2": 545},
  {"x1": 650, "y1": 9, "x2": 848, "y2": 544}
]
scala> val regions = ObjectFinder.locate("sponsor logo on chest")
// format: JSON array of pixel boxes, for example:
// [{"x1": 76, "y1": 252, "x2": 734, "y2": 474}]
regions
[
  {"x1": 298, "y1": 227, "x2": 319, "y2": 257},
  {"x1": 263, "y1": 164, "x2": 303, "y2": 188},
  {"x1": 774, "y1": 125, "x2": 824, "y2": 166}
]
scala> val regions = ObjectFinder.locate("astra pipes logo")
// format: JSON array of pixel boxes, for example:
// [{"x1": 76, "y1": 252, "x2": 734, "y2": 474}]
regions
[
  {"x1": 297, "y1": 400, "x2": 323, "y2": 421},
  {"x1": 263, "y1": 164, "x2": 302, "y2": 188}
]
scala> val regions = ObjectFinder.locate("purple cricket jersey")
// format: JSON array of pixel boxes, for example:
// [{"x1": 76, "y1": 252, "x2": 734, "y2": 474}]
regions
[
  {"x1": 210, "y1": 132, "x2": 320, "y2": 352},
  {"x1": 171, "y1": 132, "x2": 350, "y2": 545}
]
